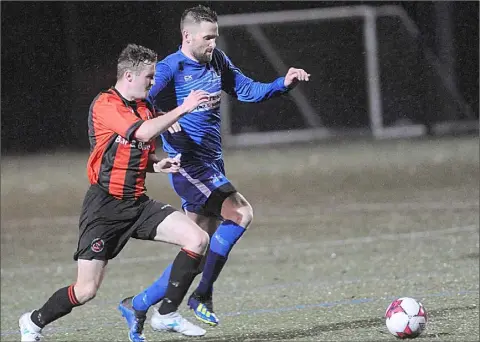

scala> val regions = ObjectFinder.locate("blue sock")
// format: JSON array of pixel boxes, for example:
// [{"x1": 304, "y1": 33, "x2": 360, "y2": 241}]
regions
[
  {"x1": 195, "y1": 220, "x2": 246, "y2": 297},
  {"x1": 132, "y1": 263, "x2": 172, "y2": 311}
]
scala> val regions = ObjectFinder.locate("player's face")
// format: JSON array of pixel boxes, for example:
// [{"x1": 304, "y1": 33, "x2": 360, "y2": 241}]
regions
[
  {"x1": 131, "y1": 62, "x2": 155, "y2": 99},
  {"x1": 190, "y1": 21, "x2": 218, "y2": 63}
]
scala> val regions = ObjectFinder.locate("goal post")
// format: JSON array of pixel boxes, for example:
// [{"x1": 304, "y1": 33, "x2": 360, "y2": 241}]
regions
[{"x1": 217, "y1": 5, "x2": 478, "y2": 147}]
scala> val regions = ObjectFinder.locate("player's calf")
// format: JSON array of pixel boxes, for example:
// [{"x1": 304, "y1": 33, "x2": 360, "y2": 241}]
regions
[
  {"x1": 188, "y1": 220, "x2": 247, "y2": 325},
  {"x1": 188, "y1": 193, "x2": 253, "y2": 326},
  {"x1": 150, "y1": 247, "x2": 207, "y2": 336},
  {"x1": 19, "y1": 284, "x2": 84, "y2": 342},
  {"x1": 72, "y1": 282, "x2": 98, "y2": 304},
  {"x1": 31, "y1": 284, "x2": 84, "y2": 328},
  {"x1": 19, "y1": 259, "x2": 106, "y2": 341}
]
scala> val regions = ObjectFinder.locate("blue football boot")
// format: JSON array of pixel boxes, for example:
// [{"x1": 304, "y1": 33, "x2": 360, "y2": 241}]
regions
[
  {"x1": 187, "y1": 292, "x2": 219, "y2": 326},
  {"x1": 118, "y1": 296, "x2": 147, "y2": 342}
]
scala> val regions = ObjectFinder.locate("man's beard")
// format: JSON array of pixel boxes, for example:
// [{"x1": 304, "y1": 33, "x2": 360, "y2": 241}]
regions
[{"x1": 193, "y1": 50, "x2": 212, "y2": 64}]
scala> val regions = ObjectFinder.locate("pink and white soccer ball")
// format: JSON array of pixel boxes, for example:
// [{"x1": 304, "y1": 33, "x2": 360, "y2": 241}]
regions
[{"x1": 385, "y1": 297, "x2": 427, "y2": 339}]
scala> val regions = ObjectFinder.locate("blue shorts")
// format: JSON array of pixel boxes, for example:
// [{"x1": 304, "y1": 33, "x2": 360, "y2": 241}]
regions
[{"x1": 169, "y1": 159, "x2": 237, "y2": 218}]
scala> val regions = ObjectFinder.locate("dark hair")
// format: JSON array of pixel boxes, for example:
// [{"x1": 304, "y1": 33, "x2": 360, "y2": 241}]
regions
[
  {"x1": 180, "y1": 5, "x2": 218, "y2": 32},
  {"x1": 117, "y1": 44, "x2": 157, "y2": 79}
]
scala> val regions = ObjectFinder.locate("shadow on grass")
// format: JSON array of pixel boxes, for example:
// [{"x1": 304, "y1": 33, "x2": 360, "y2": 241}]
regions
[{"x1": 164, "y1": 305, "x2": 476, "y2": 342}]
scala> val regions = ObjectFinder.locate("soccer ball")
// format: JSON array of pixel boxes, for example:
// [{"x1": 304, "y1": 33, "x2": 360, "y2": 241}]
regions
[{"x1": 385, "y1": 297, "x2": 427, "y2": 339}]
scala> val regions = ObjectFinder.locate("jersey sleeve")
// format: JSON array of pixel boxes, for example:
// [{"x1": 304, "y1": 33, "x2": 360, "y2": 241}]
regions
[
  {"x1": 218, "y1": 50, "x2": 290, "y2": 103},
  {"x1": 93, "y1": 98, "x2": 144, "y2": 141},
  {"x1": 147, "y1": 60, "x2": 175, "y2": 110}
]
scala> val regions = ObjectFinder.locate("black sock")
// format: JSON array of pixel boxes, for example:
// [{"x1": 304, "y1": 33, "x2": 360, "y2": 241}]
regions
[
  {"x1": 31, "y1": 284, "x2": 82, "y2": 328},
  {"x1": 158, "y1": 248, "x2": 202, "y2": 315}
]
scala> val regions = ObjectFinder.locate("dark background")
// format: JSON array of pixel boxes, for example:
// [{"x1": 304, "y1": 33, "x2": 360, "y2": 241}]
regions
[{"x1": 1, "y1": 1, "x2": 478, "y2": 154}]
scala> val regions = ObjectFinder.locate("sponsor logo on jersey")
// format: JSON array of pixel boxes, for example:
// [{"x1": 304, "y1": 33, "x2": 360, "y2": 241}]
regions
[
  {"x1": 195, "y1": 91, "x2": 221, "y2": 112},
  {"x1": 115, "y1": 136, "x2": 151, "y2": 151}
]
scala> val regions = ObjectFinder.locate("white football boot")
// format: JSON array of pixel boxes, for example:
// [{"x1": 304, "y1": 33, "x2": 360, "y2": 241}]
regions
[
  {"x1": 150, "y1": 310, "x2": 206, "y2": 336},
  {"x1": 19, "y1": 312, "x2": 43, "y2": 342}
]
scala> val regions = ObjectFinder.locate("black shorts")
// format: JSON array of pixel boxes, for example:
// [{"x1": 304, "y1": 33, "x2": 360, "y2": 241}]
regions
[{"x1": 73, "y1": 184, "x2": 178, "y2": 261}]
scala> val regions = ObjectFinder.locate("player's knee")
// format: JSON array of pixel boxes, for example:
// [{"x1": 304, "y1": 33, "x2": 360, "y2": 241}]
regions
[
  {"x1": 197, "y1": 229, "x2": 210, "y2": 252},
  {"x1": 229, "y1": 202, "x2": 254, "y2": 228},
  {"x1": 184, "y1": 226, "x2": 210, "y2": 255},
  {"x1": 222, "y1": 193, "x2": 254, "y2": 228},
  {"x1": 73, "y1": 282, "x2": 98, "y2": 304},
  {"x1": 239, "y1": 203, "x2": 254, "y2": 228}
]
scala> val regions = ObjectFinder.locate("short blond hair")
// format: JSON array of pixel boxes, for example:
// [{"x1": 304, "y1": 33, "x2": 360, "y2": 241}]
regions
[{"x1": 117, "y1": 44, "x2": 157, "y2": 80}]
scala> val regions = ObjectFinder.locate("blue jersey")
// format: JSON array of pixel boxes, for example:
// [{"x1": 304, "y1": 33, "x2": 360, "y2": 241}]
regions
[{"x1": 148, "y1": 47, "x2": 290, "y2": 161}]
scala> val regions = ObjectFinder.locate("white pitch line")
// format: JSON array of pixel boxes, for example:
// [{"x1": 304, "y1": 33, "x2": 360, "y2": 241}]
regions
[
  {"x1": 262, "y1": 201, "x2": 480, "y2": 216},
  {"x1": 231, "y1": 225, "x2": 479, "y2": 253},
  {"x1": 2, "y1": 201, "x2": 478, "y2": 228},
  {"x1": 1, "y1": 225, "x2": 477, "y2": 276},
  {"x1": 2, "y1": 215, "x2": 80, "y2": 228}
]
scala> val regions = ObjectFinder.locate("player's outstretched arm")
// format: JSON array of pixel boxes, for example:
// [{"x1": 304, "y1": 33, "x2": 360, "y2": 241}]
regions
[
  {"x1": 220, "y1": 51, "x2": 310, "y2": 103},
  {"x1": 134, "y1": 90, "x2": 209, "y2": 142}
]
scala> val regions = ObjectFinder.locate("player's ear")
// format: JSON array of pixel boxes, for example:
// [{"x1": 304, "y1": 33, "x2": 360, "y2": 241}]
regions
[
  {"x1": 183, "y1": 29, "x2": 191, "y2": 44},
  {"x1": 124, "y1": 69, "x2": 134, "y2": 82}
]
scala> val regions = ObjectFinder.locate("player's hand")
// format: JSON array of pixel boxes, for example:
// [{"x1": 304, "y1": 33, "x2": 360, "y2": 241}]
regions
[
  {"x1": 181, "y1": 90, "x2": 210, "y2": 113},
  {"x1": 284, "y1": 67, "x2": 310, "y2": 88},
  {"x1": 153, "y1": 154, "x2": 182, "y2": 173}
]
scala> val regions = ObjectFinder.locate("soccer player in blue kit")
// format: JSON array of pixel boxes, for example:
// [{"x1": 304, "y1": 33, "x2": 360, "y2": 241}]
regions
[{"x1": 119, "y1": 4, "x2": 310, "y2": 336}]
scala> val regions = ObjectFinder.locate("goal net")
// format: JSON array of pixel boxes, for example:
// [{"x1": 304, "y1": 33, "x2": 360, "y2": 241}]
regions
[{"x1": 217, "y1": 5, "x2": 478, "y2": 147}]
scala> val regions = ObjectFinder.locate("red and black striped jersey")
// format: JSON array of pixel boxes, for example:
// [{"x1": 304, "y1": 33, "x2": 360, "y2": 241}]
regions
[{"x1": 86, "y1": 87, "x2": 156, "y2": 199}]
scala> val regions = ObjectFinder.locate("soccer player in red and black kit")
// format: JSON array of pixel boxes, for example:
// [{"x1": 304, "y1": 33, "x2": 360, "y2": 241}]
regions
[{"x1": 19, "y1": 44, "x2": 212, "y2": 342}]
